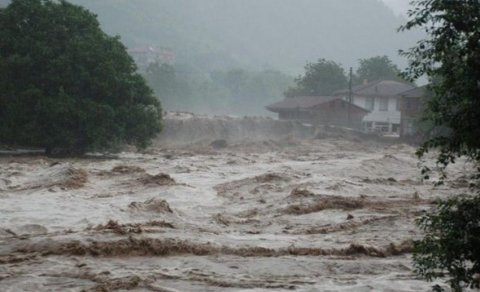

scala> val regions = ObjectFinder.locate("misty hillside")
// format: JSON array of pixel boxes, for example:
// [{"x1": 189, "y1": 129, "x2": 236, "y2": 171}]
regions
[
  {"x1": 63, "y1": 0, "x2": 420, "y2": 73},
  {"x1": 0, "y1": 0, "x2": 422, "y2": 115}
]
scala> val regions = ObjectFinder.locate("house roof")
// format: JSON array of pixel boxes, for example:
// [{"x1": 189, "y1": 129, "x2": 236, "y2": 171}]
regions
[
  {"x1": 399, "y1": 85, "x2": 428, "y2": 98},
  {"x1": 265, "y1": 96, "x2": 369, "y2": 113},
  {"x1": 266, "y1": 96, "x2": 336, "y2": 111},
  {"x1": 335, "y1": 80, "x2": 415, "y2": 97}
]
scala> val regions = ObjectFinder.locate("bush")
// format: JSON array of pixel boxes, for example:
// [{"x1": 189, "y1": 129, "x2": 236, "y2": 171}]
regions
[
  {"x1": 414, "y1": 195, "x2": 480, "y2": 291},
  {"x1": 0, "y1": 0, "x2": 162, "y2": 155}
]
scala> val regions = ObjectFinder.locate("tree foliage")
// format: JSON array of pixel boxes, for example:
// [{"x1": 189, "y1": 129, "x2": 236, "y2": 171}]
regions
[
  {"x1": 285, "y1": 59, "x2": 347, "y2": 97},
  {"x1": 414, "y1": 196, "x2": 480, "y2": 292},
  {"x1": 355, "y1": 55, "x2": 405, "y2": 84},
  {"x1": 401, "y1": 0, "x2": 480, "y2": 290},
  {"x1": 401, "y1": 0, "x2": 480, "y2": 169},
  {"x1": 144, "y1": 62, "x2": 194, "y2": 111},
  {"x1": 214, "y1": 68, "x2": 294, "y2": 114},
  {"x1": 0, "y1": 0, "x2": 162, "y2": 155},
  {"x1": 144, "y1": 63, "x2": 293, "y2": 116},
  {"x1": 285, "y1": 56, "x2": 409, "y2": 97}
]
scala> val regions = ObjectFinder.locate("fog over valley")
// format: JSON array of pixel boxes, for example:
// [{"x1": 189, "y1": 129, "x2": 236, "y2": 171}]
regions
[
  {"x1": 71, "y1": 0, "x2": 420, "y2": 74},
  {"x1": 63, "y1": 0, "x2": 421, "y2": 115}
]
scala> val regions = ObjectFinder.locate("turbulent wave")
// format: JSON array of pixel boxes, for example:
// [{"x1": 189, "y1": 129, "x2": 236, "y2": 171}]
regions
[{"x1": 155, "y1": 112, "x2": 314, "y2": 146}]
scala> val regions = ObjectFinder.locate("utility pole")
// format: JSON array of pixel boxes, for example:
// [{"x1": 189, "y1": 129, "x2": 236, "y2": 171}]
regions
[{"x1": 347, "y1": 67, "x2": 353, "y2": 127}]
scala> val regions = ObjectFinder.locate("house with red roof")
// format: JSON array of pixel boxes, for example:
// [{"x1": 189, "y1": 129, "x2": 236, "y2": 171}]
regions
[{"x1": 265, "y1": 96, "x2": 369, "y2": 129}]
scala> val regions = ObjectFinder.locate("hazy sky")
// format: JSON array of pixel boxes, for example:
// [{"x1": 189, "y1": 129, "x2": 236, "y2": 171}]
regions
[{"x1": 381, "y1": 0, "x2": 412, "y2": 16}]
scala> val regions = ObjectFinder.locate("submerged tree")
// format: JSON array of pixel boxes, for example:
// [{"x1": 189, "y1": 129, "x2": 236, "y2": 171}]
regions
[
  {"x1": 0, "y1": 0, "x2": 162, "y2": 155},
  {"x1": 401, "y1": 0, "x2": 480, "y2": 290},
  {"x1": 284, "y1": 58, "x2": 347, "y2": 97}
]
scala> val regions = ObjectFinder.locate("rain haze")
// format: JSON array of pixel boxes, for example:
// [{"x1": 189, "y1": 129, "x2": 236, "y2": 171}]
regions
[
  {"x1": 0, "y1": 1, "x2": 472, "y2": 291},
  {"x1": 43, "y1": 0, "x2": 422, "y2": 115},
  {"x1": 381, "y1": 0, "x2": 412, "y2": 16}
]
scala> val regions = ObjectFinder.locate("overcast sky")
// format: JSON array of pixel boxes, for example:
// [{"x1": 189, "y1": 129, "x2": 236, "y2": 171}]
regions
[{"x1": 381, "y1": 0, "x2": 412, "y2": 16}]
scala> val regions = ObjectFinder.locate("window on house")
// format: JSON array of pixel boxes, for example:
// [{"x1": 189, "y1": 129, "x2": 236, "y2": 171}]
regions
[
  {"x1": 392, "y1": 124, "x2": 399, "y2": 133},
  {"x1": 363, "y1": 121, "x2": 373, "y2": 132},
  {"x1": 379, "y1": 98, "x2": 388, "y2": 111},
  {"x1": 365, "y1": 97, "x2": 374, "y2": 110},
  {"x1": 375, "y1": 122, "x2": 389, "y2": 132},
  {"x1": 407, "y1": 121, "x2": 414, "y2": 134}
]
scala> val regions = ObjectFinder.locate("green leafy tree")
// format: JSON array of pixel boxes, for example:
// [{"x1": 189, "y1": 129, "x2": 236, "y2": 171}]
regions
[
  {"x1": 145, "y1": 62, "x2": 177, "y2": 99},
  {"x1": 228, "y1": 69, "x2": 293, "y2": 115},
  {"x1": 144, "y1": 62, "x2": 192, "y2": 111},
  {"x1": 401, "y1": 0, "x2": 480, "y2": 290},
  {"x1": 244, "y1": 69, "x2": 294, "y2": 109},
  {"x1": 285, "y1": 59, "x2": 347, "y2": 97},
  {"x1": 211, "y1": 69, "x2": 249, "y2": 99},
  {"x1": 355, "y1": 55, "x2": 405, "y2": 84},
  {"x1": 415, "y1": 196, "x2": 480, "y2": 292},
  {"x1": 145, "y1": 62, "x2": 292, "y2": 115},
  {"x1": 0, "y1": 0, "x2": 162, "y2": 155},
  {"x1": 209, "y1": 68, "x2": 293, "y2": 115}
]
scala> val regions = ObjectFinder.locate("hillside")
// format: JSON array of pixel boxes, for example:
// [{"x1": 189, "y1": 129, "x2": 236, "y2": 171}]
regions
[{"x1": 66, "y1": 0, "x2": 421, "y2": 73}]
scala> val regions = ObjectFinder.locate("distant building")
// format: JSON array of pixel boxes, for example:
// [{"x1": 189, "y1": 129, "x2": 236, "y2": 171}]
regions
[
  {"x1": 128, "y1": 46, "x2": 175, "y2": 71},
  {"x1": 265, "y1": 96, "x2": 369, "y2": 129},
  {"x1": 335, "y1": 80, "x2": 415, "y2": 134},
  {"x1": 398, "y1": 85, "x2": 428, "y2": 138}
]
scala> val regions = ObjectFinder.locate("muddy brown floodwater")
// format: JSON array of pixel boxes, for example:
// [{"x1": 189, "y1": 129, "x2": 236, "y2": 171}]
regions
[{"x1": 0, "y1": 114, "x2": 470, "y2": 291}]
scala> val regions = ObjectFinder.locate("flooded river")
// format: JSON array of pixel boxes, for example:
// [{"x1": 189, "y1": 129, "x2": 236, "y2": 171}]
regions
[{"x1": 0, "y1": 114, "x2": 467, "y2": 291}]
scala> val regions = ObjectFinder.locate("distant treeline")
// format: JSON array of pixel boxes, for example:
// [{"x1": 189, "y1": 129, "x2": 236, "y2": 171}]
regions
[
  {"x1": 144, "y1": 63, "x2": 293, "y2": 116},
  {"x1": 144, "y1": 55, "x2": 408, "y2": 115}
]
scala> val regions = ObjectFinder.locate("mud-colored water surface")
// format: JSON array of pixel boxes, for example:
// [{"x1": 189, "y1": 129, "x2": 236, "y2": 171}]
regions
[{"x1": 0, "y1": 114, "x2": 470, "y2": 291}]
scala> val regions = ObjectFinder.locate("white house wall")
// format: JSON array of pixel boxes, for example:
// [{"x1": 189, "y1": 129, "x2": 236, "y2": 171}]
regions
[{"x1": 352, "y1": 96, "x2": 400, "y2": 124}]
